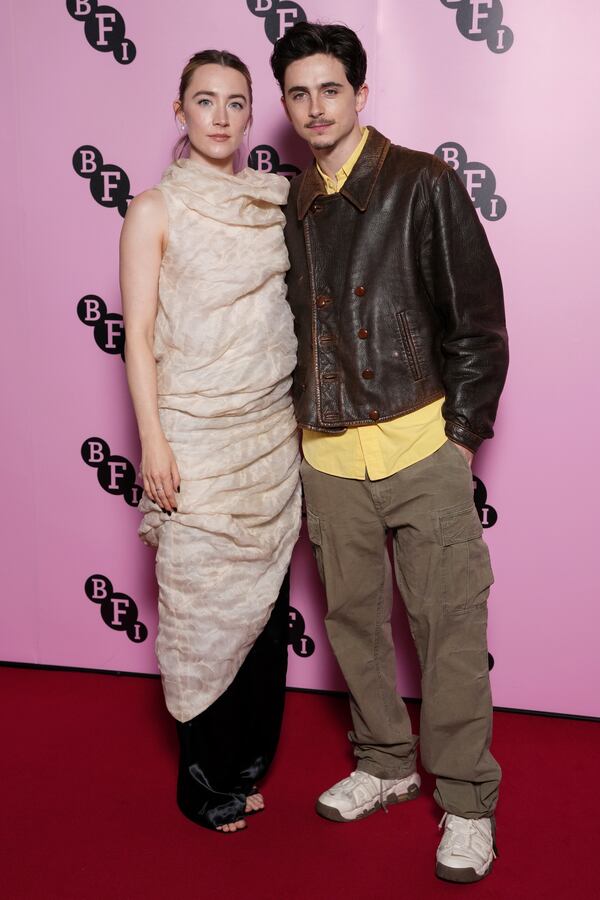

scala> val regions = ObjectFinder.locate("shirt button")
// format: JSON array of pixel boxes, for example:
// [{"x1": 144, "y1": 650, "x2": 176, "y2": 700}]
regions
[
  {"x1": 369, "y1": 409, "x2": 380, "y2": 421},
  {"x1": 358, "y1": 328, "x2": 368, "y2": 339},
  {"x1": 362, "y1": 368, "x2": 374, "y2": 379},
  {"x1": 316, "y1": 295, "x2": 332, "y2": 308},
  {"x1": 354, "y1": 285, "x2": 366, "y2": 297}
]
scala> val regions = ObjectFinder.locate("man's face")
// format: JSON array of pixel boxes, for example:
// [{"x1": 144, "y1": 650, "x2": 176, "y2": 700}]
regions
[{"x1": 281, "y1": 53, "x2": 367, "y2": 153}]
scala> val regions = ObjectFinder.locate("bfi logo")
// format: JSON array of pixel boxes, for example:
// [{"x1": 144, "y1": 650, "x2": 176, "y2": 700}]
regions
[
  {"x1": 85, "y1": 574, "x2": 148, "y2": 643},
  {"x1": 434, "y1": 142, "x2": 507, "y2": 221},
  {"x1": 81, "y1": 437, "x2": 143, "y2": 508},
  {"x1": 288, "y1": 606, "x2": 315, "y2": 658},
  {"x1": 473, "y1": 474, "x2": 498, "y2": 529},
  {"x1": 440, "y1": 0, "x2": 513, "y2": 54},
  {"x1": 248, "y1": 144, "x2": 301, "y2": 180},
  {"x1": 66, "y1": 0, "x2": 136, "y2": 64},
  {"x1": 72, "y1": 146, "x2": 132, "y2": 218},
  {"x1": 246, "y1": 0, "x2": 307, "y2": 44},
  {"x1": 77, "y1": 294, "x2": 125, "y2": 359}
]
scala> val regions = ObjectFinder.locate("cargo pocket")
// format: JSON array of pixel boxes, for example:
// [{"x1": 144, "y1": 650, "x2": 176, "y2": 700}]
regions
[
  {"x1": 438, "y1": 503, "x2": 494, "y2": 613},
  {"x1": 306, "y1": 509, "x2": 326, "y2": 584}
]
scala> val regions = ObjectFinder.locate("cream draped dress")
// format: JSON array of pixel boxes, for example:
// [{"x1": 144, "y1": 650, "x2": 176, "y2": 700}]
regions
[{"x1": 138, "y1": 158, "x2": 301, "y2": 722}]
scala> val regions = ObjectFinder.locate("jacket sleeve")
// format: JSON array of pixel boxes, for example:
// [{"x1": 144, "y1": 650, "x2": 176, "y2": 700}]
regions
[{"x1": 418, "y1": 166, "x2": 509, "y2": 453}]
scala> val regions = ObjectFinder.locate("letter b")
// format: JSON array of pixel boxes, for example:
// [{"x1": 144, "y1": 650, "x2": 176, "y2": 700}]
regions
[
  {"x1": 81, "y1": 437, "x2": 110, "y2": 467},
  {"x1": 434, "y1": 142, "x2": 467, "y2": 173},
  {"x1": 79, "y1": 149, "x2": 97, "y2": 174},
  {"x1": 85, "y1": 573, "x2": 113, "y2": 604},
  {"x1": 73, "y1": 145, "x2": 103, "y2": 179},
  {"x1": 77, "y1": 294, "x2": 107, "y2": 325},
  {"x1": 67, "y1": 0, "x2": 94, "y2": 19},
  {"x1": 246, "y1": 0, "x2": 272, "y2": 15}
]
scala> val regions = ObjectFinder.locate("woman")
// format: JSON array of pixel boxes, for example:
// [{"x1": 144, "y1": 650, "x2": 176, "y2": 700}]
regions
[{"x1": 119, "y1": 50, "x2": 301, "y2": 833}]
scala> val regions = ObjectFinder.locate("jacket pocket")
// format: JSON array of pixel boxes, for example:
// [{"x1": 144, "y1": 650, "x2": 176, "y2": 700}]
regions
[
  {"x1": 396, "y1": 310, "x2": 424, "y2": 381},
  {"x1": 438, "y1": 503, "x2": 494, "y2": 613}
]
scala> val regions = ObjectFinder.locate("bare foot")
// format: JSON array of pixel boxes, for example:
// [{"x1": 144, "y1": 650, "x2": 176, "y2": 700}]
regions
[
  {"x1": 216, "y1": 819, "x2": 246, "y2": 833},
  {"x1": 245, "y1": 792, "x2": 265, "y2": 814}
]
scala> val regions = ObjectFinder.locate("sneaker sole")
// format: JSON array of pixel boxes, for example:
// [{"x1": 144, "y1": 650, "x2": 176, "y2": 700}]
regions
[
  {"x1": 435, "y1": 860, "x2": 494, "y2": 884},
  {"x1": 316, "y1": 783, "x2": 420, "y2": 823}
]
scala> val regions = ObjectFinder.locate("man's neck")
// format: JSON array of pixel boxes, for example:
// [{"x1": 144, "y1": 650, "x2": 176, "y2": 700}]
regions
[{"x1": 313, "y1": 122, "x2": 364, "y2": 179}]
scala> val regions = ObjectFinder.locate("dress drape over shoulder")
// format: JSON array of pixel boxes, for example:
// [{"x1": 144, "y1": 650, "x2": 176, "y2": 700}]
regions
[{"x1": 138, "y1": 159, "x2": 301, "y2": 722}]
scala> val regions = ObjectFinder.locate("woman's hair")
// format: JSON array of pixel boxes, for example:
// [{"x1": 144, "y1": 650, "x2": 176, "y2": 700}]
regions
[
  {"x1": 174, "y1": 49, "x2": 253, "y2": 160},
  {"x1": 270, "y1": 22, "x2": 367, "y2": 94}
]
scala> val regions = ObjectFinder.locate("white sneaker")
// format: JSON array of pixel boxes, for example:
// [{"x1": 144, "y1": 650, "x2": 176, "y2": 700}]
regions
[
  {"x1": 436, "y1": 813, "x2": 497, "y2": 882},
  {"x1": 316, "y1": 769, "x2": 421, "y2": 822}
]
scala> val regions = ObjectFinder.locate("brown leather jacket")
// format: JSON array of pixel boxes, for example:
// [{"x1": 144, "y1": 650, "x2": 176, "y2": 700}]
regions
[{"x1": 284, "y1": 127, "x2": 508, "y2": 453}]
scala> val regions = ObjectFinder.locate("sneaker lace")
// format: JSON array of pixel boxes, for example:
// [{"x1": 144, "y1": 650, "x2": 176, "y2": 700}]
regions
[
  {"x1": 344, "y1": 771, "x2": 389, "y2": 813},
  {"x1": 438, "y1": 813, "x2": 497, "y2": 860}
]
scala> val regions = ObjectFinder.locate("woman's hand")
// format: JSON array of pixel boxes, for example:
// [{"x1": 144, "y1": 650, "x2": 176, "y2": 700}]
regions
[{"x1": 141, "y1": 435, "x2": 181, "y2": 513}]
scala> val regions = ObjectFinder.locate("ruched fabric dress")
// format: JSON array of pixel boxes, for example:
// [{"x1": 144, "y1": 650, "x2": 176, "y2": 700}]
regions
[{"x1": 138, "y1": 158, "x2": 301, "y2": 723}]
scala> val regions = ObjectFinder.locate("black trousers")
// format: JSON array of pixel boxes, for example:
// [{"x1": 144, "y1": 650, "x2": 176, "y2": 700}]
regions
[{"x1": 175, "y1": 571, "x2": 290, "y2": 829}]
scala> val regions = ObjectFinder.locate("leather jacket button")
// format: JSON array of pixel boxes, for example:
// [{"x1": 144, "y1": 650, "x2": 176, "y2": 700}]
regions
[
  {"x1": 358, "y1": 328, "x2": 368, "y2": 339},
  {"x1": 369, "y1": 409, "x2": 379, "y2": 421},
  {"x1": 362, "y1": 368, "x2": 374, "y2": 379},
  {"x1": 354, "y1": 285, "x2": 366, "y2": 297},
  {"x1": 316, "y1": 295, "x2": 332, "y2": 308}
]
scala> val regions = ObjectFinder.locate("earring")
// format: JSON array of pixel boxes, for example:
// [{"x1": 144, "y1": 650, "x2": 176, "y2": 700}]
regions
[{"x1": 179, "y1": 121, "x2": 186, "y2": 132}]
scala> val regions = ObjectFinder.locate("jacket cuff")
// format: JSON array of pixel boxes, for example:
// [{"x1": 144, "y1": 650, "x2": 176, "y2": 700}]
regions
[{"x1": 444, "y1": 421, "x2": 484, "y2": 454}]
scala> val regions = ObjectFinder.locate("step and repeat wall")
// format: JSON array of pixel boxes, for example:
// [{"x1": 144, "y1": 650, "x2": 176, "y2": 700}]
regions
[{"x1": 1, "y1": 1, "x2": 598, "y2": 717}]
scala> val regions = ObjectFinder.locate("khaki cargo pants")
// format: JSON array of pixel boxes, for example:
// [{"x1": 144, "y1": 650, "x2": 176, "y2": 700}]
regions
[{"x1": 301, "y1": 440, "x2": 501, "y2": 818}]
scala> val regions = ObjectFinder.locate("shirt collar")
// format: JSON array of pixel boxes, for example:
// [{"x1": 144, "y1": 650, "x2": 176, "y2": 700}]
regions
[
  {"x1": 316, "y1": 127, "x2": 370, "y2": 190},
  {"x1": 296, "y1": 127, "x2": 391, "y2": 220}
]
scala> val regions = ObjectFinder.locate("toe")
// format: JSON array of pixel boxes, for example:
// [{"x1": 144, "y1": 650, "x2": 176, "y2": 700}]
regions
[
  {"x1": 217, "y1": 819, "x2": 246, "y2": 833},
  {"x1": 245, "y1": 794, "x2": 264, "y2": 813}
]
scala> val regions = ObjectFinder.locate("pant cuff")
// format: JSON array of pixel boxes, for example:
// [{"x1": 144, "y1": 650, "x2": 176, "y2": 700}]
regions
[{"x1": 356, "y1": 760, "x2": 417, "y2": 780}]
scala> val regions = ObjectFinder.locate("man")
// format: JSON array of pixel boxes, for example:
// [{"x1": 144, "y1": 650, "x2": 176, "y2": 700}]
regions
[{"x1": 270, "y1": 22, "x2": 508, "y2": 884}]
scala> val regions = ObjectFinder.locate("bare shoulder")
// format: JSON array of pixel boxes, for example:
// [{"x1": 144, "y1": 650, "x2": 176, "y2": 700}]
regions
[
  {"x1": 126, "y1": 188, "x2": 167, "y2": 225},
  {"x1": 122, "y1": 188, "x2": 167, "y2": 246}
]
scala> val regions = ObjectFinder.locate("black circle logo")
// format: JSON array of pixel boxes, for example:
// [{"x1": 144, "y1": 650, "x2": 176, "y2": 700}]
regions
[
  {"x1": 81, "y1": 437, "x2": 143, "y2": 507},
  {"x1": 77, "y1": 294, "x2": 125, "y2": 358},
  {"x1": 67, "y1": 1, "x2": 137, "y2": 64},
  {"x1": 288, "y1": 606, "x2": 315, "y2": 657},
  {"x1": 85, "y1": 574, "x2": 148, "y2": 642},
  {"x1": 439, "y1": 0, "x2": 514, "y2": 53},
  {"x1": 434, "y1": 141, "x2": 507, "y2": 221},
  {"x1": 246, "y1": 0, "x2": 307, "y2": 45},
  {"x1": 248, "y1": 144, "x2": 301, "y2": 180},
  {"x1": 73, "y1": 146, "x2": 133, "y2": 217}
]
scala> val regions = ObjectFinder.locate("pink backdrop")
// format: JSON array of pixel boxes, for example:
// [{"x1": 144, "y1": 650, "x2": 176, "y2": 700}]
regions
[{"x1": 1, "y1": 1, "x2": 598, "y2": 717}]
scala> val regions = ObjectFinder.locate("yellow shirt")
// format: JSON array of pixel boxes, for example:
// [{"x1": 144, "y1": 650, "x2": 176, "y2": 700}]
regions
[{"x1": 303, "y1": 128, "x2": 447, "y2": 480}]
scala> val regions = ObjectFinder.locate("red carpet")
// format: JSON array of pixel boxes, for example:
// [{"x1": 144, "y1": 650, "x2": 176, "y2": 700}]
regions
[{"x1": 1, "y1": 666, "x2": 597, "y2": 900}]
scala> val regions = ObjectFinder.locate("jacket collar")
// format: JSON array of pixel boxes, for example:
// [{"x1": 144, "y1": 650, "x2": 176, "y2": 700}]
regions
[{"x1": 296, "y1": 126, "x2": 391, "y2": 220}]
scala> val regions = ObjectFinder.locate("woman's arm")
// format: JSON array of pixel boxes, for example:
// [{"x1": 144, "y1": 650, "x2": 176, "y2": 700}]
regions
[{"x1": 120, "y1": 189, "x2": 180, "y2": 513}]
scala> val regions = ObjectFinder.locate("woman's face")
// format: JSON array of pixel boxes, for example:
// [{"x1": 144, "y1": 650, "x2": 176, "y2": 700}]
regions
[{"x1": 176, "y1": 64, "x2": 251, "y2": 171}]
